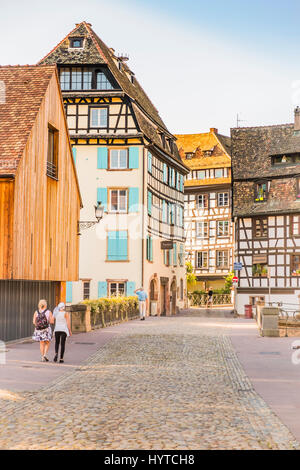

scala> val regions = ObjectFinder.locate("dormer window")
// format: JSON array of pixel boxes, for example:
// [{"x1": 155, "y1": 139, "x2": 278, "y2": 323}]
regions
[
  {"x1": 70, "y1": 38, "x2": 83, "y2": 48},
  {"x1": 272, "y1": 152, "x2": 300, "y2": 165},
  {"x1": 185, "y1": 152, "x2": 194, "y2": 160},
  {"x1": 255, "y1": 181, "x2": 268, "y2": 202},
  {"x1": 96, "y1": 71, "x2": 114, "y2": 90}
]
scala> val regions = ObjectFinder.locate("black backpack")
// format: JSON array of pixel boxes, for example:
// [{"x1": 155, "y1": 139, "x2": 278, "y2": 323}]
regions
[{"x1": 35, "y1": 309, "x2": 49, "y2": 330}]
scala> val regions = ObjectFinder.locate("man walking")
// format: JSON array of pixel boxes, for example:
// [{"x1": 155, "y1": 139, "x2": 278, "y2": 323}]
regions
[{"x1": 134, "y1": 287, "x2": 148, "y2": 320}]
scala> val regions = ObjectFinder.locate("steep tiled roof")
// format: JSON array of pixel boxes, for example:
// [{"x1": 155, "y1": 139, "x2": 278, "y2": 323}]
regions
[
  {"x1": 231, "y1": 123, "x2": 300, "y2": 180},
  {"x1": 175, "y1": 129, "x2": 231, "y2": 170},
  {"x1": 0, "y1": 65, "x2": 56, "y2": 175},
  {"x1": 39, "y1": 22, "x2": 170, "y2": 134}
]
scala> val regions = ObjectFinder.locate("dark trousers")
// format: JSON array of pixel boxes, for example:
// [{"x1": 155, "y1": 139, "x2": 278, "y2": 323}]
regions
[{"x1": 55, "y1": 332, "x2": 67, "y2": 359}]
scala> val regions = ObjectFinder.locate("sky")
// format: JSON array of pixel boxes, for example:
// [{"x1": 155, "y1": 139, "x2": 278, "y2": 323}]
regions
[{"x1": 1, "y1": 0, "x2": 300, "y2": 135}]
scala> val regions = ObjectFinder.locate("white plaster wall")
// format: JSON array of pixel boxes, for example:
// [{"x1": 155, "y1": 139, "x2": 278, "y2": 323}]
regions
[{"x1": 72, "y1": 144, "x2": 143, "y2": 303}]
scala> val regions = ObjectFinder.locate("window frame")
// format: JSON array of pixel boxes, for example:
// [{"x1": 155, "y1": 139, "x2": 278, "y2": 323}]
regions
[
  {"x1": 196, "y1": 193, "x2": 209, "y2": 209},
  {"x1": 217, "y1": 191, "x2": 229, "y2": 207},
  {"x1": 196, "y1": 221, "x2": 208, "y2": 239},
  {"x1": 291, "y1": 214, "x2": 300, "y2": 237},
  {"x1": 196, "y1": 251, "x2": 209, "y2": 269},
  {"x1": 108, "y1": 281, "x2": 126, "y2": 297},
  {"x1": 217, "y1": 220, "x2": 229, "y2": 237},
  {"x1": 47, "y1": 124, "x2": 59, "y2": 180},
  {"x1": 255, "y1": 181, "x2": 268, "y2": 203},
  {"x1": 216, "y1": 250, "x2": 229, "y2": 269},
  {"x1": 108, "y1": 148, "x2": 129, "y2": 170},
  {"x1": 82, "y1": 280, "x2": 91, "y2": 300},
  {"x1": 88, "y1": 105, "x2": 109, "y2": 130},
  {"x1": 69, "y1": 37, "x2": 84, "y2": 49},
  {"x1": 253, "y1": 216, "x2": 268, "y2": 239},
  {"x1": 109, "y1": 188, "x2": 128, "y2": 213}
]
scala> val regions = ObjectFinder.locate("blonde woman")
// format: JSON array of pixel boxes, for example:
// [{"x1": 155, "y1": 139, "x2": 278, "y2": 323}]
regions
[
  {"x1": 32, "y1": 299, "x2": 54, "y2": 362},
  {"x1": 53, "y1": 302, "x2": 72, "y2": 363}
]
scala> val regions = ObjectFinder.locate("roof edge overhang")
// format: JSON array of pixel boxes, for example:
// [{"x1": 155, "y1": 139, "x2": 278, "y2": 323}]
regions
[{"x1": 147, "y1": 143, "x2": 189, "y2": 174}]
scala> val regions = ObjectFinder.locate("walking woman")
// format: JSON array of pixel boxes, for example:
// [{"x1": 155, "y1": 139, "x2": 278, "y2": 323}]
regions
[
  {"x1": 32, "y1": 299, "x2": 54, "y2": 362},
  {"x1": 53, "y1": 302, "x2": 72, "y2": 363}
]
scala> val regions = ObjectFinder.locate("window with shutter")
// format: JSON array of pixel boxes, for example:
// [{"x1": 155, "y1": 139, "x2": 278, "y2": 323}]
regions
[{"x1": 107, "y1": 231, "x2": 128, "y2": 261}]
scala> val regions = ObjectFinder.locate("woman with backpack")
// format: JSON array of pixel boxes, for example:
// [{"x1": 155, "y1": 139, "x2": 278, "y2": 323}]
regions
[
  {"x1": 53, "y1": 302, "x2": 72, "y2": 363},
  {"x1": 32, "y1": 299, "x2": 54, "y2": 362}
]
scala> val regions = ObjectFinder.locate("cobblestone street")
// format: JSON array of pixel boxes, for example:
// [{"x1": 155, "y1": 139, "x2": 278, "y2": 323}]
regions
[{"x1": 0, "y1": 316, "x2": 299, "y2": 450}]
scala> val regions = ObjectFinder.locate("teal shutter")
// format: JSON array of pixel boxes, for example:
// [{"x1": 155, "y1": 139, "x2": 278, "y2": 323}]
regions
[
  {"x1": 146, "y1": 235, "x2": 149, "y2": 260},
  {"x1": 72, "y1": 147, "x2": 77, "y2": 165},
  {"x1": 162, "y1": 199, "x2": 166, "y2": 222},
  {"x1": 126, "y1": 281, "x2": 136, "y2": 296},
  {"x1": 128, "y1": 187, "x2": 139, "y2": 212},
  {"x1": 98, "y1": 281, "x2": 107, "y2": 298},
  {"x1": 107, "y1": 231, "x2": 128, "y2": 261},
  {"x1": 66, "y1": 282, "x2": 72, "y2": 303},
  {"x1": 148, "y1": 191, "x2": 152, "y2": 215},
  {"x1": 173, "y1": 243, "x2": 177, "y2": 266},
  {"x1": 129, "y1": 147, "x2": 139, "y2": 169},
  {"x1": 97, "y1": 147, "x2": 108, "y2": 169},
  {"x1": 97, "y1": 188, "x2": 107, "y2": 211},
  {"x1": 118, "y1": 231, "x2": 128, "y2": 260},
  {"x1": 148, "y1": 151, "x2": 152, "y2": 173},
  {"x1": 164, "y1": 249, "x2": 167, "y2": 265},
  {"x1": 150, "y1": 237, "x2": 153, "y2": 261},
  {"x1": 180, "y1": 175, "x2": 184, "y2": 192},
  {"x1": 163, "y1": 163, "x2": 167, "y2": 183}
]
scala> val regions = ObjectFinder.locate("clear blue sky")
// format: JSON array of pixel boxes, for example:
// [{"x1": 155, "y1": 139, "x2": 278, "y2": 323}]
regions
[{"x1": 1, "y1": 0, "x2": 300, "y2": 135}]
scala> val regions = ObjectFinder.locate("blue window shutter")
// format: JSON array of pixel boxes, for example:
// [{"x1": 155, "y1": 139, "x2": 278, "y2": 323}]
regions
[
  {"x1": 150, "y1": 237, "x2": 153, "y2": 261},
  {"x1": 148, "y1": 191, "x2": 152, "y2": 215},
  {"x1": 118, "y1": 231, "x2": 128, "y2": 260},
  {"x1": 146, "y1": 235, "x2": 149, "y2": 260},
  {"x1": 129, "y1": 147, "x2": 139, "y2": 169},
  {"x1": 162, "y1": 199, "x2": 166, "y2": 222},
  {"x1": 107, "y1": 231, "x2": 118, "y2": 260},
  {"x1": 128, "y1": 187, "x2": 139, "y2": 212},
  {"x1": 180, "y1": 175, "x2": 184, "y2": 192},
  {"x1": 148, "y1": 151, "x2": 152, "y2": 173},
  {"x1": 97, "y1": 188, "x2": 107, "y2": 211},
  {"x1": 173, "y1": 243, "x2": 177, "y2": 265},
  {"x1": 72, "y1": 147, "x2": 77, "y2": 165},
  {"x1": 163, "y1": 163, "x2": 167, "y2": 183},
  {"x1": 107, "y1": 231, "x2": 128, "y2": 261},
  {"x1": 126, "y1": 281, "x2": 136, "y2": 296},
  {"x1": 97, "y1": 147, "x2": 108, "y2": 169},
  {"x1": 98, "y1": 281, "x2": 107, "y2": 298},
  {"x1": 66, "y1": 282, "x2": 72, "y2": 303}
]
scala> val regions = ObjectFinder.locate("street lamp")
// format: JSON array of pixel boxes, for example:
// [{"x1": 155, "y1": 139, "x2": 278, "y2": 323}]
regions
[{"x1": 78, "y1": 201, "x2": 105, "y2": 235}]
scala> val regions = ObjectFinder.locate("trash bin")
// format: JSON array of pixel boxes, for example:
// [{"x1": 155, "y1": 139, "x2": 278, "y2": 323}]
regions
[{"x1": 244, "y1": 304, "x2": 253, "y2": 319}]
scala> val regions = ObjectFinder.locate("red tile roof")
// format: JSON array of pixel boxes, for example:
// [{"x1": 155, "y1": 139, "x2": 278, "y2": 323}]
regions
[{"x1": 0, "y1": 65, "x2": 56, "y2": 175}]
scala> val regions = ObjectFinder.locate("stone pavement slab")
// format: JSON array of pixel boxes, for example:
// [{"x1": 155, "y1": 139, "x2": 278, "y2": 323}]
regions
[{"x1": 0, "y1": 316, "x2": 298, "y2": 450}]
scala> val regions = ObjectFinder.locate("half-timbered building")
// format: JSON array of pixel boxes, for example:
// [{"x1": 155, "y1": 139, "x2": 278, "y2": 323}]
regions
[
  {"x1": 232, "y1": 108, "x2": 300, "y2": 314},
  {"x1": 176, "y1": 128, "x2": 234, "y2": 291},
  {"x1": 0, "y1": 65, "x2": 82, "y2": 341},
  {"x1": 40, "y1": 22, "x2": 189, "y2": 314}
]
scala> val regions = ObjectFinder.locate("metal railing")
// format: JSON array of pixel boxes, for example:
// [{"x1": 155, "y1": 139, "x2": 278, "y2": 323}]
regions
[
  {"x1": 46, "y1": 161, "x2": 58, "y2": 179},
  {"x1": 188, "y1": 292, "x2": 232, "y2": 307}
]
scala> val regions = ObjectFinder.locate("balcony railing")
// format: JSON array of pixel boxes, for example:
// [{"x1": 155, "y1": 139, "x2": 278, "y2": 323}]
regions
[{"x1": 188, "y1": 292, "x2": 232, "y2": 306}]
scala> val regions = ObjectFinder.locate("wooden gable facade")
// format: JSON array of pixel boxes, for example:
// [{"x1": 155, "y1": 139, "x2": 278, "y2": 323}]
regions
[
  {"x1": 176, "y1": 128, "x2": 234, "y2": 291},
  {"x1": 231, "y1": 109, "x2": 300, "y2": 313},
  {"x1": 0, "y1": 65, "x2": 82, "y2": 341}
]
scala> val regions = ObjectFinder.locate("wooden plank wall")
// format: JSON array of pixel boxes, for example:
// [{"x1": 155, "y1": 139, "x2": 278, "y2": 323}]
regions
[
  {"x1": 9, "y1": 73, "x2": 80, "y2": 282},
  {"x1": 0, "y1": 179, "x2": 14, "y2": 278}
]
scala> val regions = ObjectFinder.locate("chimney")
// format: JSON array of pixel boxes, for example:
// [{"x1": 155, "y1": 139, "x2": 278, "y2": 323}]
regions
[
  {"x1": 295, "y1": 107, "x2": 300, "y2": 131},
  {"x1": 210, "y1": 127, "x2": 218, "y2": 134}
]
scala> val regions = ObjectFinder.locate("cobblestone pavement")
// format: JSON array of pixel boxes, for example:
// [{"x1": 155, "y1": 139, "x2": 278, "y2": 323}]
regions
[{"x1": 0, "y1": 317, "x2": 299, "y2": 450}]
